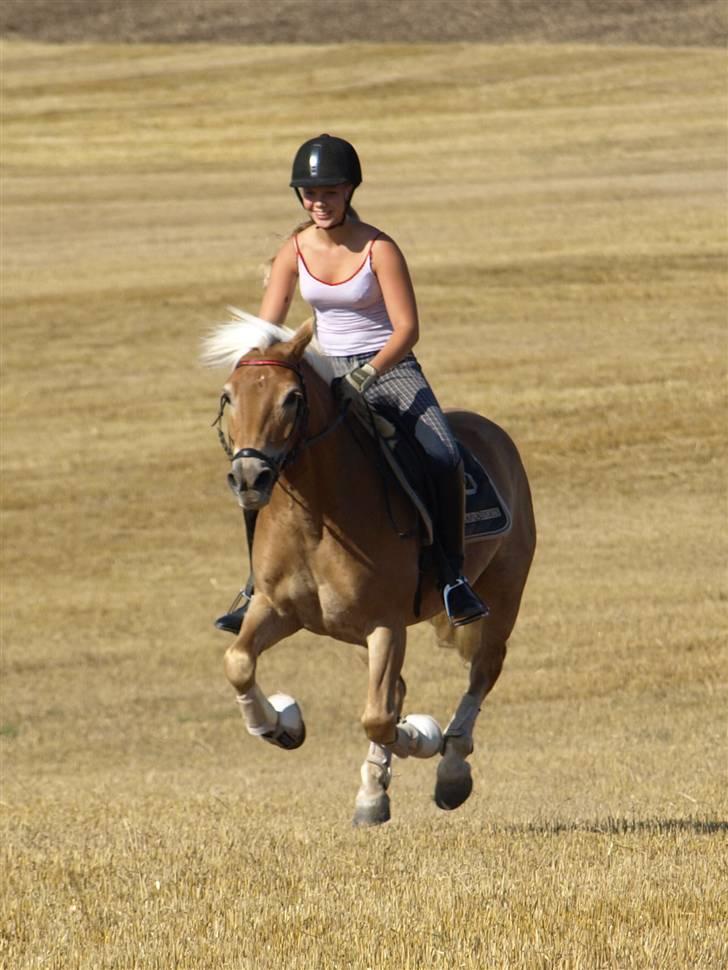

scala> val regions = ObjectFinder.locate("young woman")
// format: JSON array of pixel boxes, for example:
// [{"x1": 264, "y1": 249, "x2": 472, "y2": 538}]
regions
[{"x1": 216, "y1": 134, "x2": 487, "y2": 632}]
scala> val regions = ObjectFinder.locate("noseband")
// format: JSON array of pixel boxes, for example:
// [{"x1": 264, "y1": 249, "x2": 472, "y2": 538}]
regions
[{"x1": 212, "y1": 356, "x2": 348, "y2": 485}]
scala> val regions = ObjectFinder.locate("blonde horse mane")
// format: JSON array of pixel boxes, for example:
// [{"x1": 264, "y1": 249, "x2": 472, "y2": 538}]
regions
[{"x1": 201, "y1": 308, "x2": 334, "y2": 384}]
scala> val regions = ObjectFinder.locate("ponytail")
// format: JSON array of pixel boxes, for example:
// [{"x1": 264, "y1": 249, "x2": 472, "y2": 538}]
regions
[{"x1": 291, "y1": 218, "x2": 314, "y2": 236}]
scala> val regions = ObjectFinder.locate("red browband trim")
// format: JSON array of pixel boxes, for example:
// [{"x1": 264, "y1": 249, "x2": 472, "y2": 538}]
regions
[{"x1": 234, "y1": 358, "x2": 301, "y2": 374}]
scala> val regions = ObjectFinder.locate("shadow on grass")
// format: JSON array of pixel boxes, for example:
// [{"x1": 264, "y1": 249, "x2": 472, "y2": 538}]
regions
[{"x1": 505, "y1": 816, "x2": 728, "y2": 836}]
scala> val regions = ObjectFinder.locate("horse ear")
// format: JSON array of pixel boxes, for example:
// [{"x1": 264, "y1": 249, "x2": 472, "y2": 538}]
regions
[{"x1": 285, "y1": 318, "x2": 315, "y2": 361}]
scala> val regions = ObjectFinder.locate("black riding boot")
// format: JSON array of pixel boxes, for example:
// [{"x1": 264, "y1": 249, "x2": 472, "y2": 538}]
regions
[{"x1": 434, "y1": 460, "x2": 489, "y2": 627}]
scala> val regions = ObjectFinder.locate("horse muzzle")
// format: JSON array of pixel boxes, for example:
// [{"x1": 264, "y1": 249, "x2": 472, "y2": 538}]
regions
[{"x1": 228, "y1": 452, "x2": 277, "y2": 509}]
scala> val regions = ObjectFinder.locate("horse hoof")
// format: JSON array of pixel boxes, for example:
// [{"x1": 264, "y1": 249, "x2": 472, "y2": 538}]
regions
[
  {"x1": 434, "y1": 764, "x2": 473, "y2": 811},
  {"x1": 263, "y1": 719, "x2": 306, "y2": 751},
  {"x1": 352, "y1": 793, "x2": 391, "y2": 828}
]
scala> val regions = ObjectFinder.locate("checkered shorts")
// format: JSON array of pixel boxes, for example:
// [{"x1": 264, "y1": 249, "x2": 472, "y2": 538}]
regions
[{"x1": 327, "y1": 352, "x2": 460, "y2": 471}]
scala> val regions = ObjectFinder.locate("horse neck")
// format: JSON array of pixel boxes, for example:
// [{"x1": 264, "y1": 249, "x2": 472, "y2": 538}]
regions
[{"x1": 277, "y1": 363, "x2": 378, "y2": 514}]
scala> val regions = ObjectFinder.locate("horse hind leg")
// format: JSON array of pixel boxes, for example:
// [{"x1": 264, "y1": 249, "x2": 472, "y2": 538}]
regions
[{"x1": 435, "y1": 625, "x2": 507, "y2": 811}]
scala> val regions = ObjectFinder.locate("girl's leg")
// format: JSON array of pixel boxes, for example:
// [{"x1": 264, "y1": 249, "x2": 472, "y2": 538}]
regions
[{"x1": 364, "y1": 356, "x2": 488, "y2": 627}]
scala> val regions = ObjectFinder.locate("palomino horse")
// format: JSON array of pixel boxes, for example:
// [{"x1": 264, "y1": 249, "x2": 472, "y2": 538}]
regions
[{"x1": 203, "y1": 311, "x2": 536, "y2": 826}]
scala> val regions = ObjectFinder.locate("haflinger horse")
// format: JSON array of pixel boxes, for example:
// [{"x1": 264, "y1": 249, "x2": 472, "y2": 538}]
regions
[{"x1": 202, "y1": 309, "x2": 535, "y2": 826}]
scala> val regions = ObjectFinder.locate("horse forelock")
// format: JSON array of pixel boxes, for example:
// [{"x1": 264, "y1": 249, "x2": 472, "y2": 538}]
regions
[{"x1": 200, "y1": 308, "x2": 334, "y2": 384}]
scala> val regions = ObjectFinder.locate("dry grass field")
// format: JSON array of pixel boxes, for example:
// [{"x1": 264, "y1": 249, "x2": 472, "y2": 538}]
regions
[{"x1": 1, "y1": 33, "x2": 727, "y2": 970}]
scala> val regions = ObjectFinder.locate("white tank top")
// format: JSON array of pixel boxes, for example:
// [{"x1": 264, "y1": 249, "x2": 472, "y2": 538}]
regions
[{"x1": 294, "y1": 233, "x2": 394, "y2": 356}]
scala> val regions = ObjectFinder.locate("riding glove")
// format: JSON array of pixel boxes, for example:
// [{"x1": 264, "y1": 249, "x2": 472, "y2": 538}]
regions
[{"x1": 344, "y1": 363, "x2": 379, "y2": 395}]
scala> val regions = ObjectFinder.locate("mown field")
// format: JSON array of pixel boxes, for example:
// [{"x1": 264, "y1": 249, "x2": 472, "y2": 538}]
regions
[{"x1": 1, "y1": 40, "x2": 726, "y2": 969}]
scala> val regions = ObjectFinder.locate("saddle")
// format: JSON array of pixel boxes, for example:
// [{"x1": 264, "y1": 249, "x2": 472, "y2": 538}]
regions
[{"x1": 353, "y1": 402, "x2": 511, "y2": 547}]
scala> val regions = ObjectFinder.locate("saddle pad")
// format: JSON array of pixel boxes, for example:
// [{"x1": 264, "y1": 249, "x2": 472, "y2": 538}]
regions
[
  {"x1": 460, "y1": 444, "x2": 512, "y2": 541},
  {"x1": 363, "y1": 403, "x2": 512, "y2": 544}
]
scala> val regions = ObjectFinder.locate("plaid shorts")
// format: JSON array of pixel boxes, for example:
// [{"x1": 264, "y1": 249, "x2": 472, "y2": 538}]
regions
[{"x1": 328, "y1": 352, "x2": 461, "y2": 472}]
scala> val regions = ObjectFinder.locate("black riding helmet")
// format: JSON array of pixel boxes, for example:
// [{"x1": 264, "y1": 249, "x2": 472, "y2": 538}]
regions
[
  {"x1": 290, "y1": 135, "x2": 362, "y2": 222},
  {"x1": 290, "y1": 134, "x2": 362, "y2": 189}
]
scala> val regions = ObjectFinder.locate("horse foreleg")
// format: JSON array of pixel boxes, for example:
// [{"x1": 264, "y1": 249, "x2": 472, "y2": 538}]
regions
[
  {"x1": 435, "y1": 632, "x2": 507, "y2": 811},
  {"x1": 352, "y1": 626, "x2": 405, "y2": 826},
  {"x1": 353, "y1": 678, "x2": 405, "y2": 827},
  {"x1": 353, "y1": 741, "x2": 393, "y2": 828},
  {"x1": 223, "y1": 600, "x2": 305, "y2": 750},
  {"x1": 360, "y1": 625, "x2": 406, "y2": 745}
]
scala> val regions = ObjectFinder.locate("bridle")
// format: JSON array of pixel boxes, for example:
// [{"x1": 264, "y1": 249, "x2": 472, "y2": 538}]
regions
[{"x1": 212, "y1": 357, "x2": 349, "y2": 487}]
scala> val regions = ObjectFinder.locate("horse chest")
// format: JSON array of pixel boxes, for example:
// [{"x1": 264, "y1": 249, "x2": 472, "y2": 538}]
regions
[{"x1": 259, "y1": 553, "x2": 369, "y2": 636}]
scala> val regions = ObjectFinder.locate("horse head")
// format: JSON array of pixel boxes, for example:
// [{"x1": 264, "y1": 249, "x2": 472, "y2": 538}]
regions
[{"x1": 222, "y1": 320, "x2": 314, "y2": 510}]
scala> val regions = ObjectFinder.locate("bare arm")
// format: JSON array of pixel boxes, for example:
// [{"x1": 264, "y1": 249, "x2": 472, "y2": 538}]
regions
[
  {"x1": 368, "y1": 238, "x2": 420, "y2": 375},
  {"x1": 258, "y1": 239, "x2": 298, "y2": 325}
]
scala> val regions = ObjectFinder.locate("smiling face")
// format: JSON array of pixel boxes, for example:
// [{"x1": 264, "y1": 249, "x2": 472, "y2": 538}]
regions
[{"x1": 299, "y1": 183, "x2": 352, "y2": 228}]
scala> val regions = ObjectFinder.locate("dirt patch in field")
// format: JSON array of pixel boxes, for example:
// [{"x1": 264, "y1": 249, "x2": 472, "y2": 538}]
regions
[{"x1": 1, "y1": 0, "x2": 725, "y2": 46}]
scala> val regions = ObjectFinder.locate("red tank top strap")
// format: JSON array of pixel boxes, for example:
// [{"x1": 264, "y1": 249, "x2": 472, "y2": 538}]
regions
[{"x1": 367, "y1": 231, "x2": 382, "y2": 263}]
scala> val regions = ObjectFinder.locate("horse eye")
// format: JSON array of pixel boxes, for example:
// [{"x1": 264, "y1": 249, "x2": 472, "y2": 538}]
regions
[{"x1": 283, "y1": 389, "x2": 302, "y2": 409}]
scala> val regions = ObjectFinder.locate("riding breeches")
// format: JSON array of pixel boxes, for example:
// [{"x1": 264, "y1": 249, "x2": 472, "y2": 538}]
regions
[{"x1": 327, "y1": 352, "x2": 461, "y2": 472}]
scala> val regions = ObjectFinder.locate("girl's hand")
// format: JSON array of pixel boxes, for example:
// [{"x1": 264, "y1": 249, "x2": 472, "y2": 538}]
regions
[{"x1": 344, "y1": 363, "x2": 379, "y2": 395}]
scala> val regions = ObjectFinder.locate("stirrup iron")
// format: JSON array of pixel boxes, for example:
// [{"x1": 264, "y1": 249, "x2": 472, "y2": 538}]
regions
[
  {"x1": 443, "y1": 577, "x2": 489, "y2": 628},
  {"x1": 214, "y1": 588, "x2": 251, "y2": 634}
]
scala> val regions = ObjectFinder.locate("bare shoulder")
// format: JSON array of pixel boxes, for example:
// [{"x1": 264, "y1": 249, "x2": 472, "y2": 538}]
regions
[
  {"x1": 262, "y1": 236, "x2": 298, "y2": 295},
  {"x1": 353, "y1": 221, "x2": 396, "y2": 247},
  {"x1": 354, "y1": 220, "x2": 383, "y2": 241},
  {"x1": 272, "y1": 233, "x2": 299, "y2": 268},
  {"x1": 370, "y1": 231, "x2": 409, "y2": 270},
  {"x1": 371, "y1": 231, "x2": 400, "y2": 251}
]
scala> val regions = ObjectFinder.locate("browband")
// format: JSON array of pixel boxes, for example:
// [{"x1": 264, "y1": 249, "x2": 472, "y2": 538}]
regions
[{"x1": 235, "y1": 358, "x2": 302, "y2": 374}]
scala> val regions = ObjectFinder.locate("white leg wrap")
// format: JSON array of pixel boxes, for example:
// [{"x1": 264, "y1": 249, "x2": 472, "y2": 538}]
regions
[
  {"x1": 236, "y1": 685, "x2": 278, "y2": 737},
  {"x1": 444, "y1": 694, "x2": 481, "y2": 740},
  {"x1": 389, "y1": 722, "x2": 420, "y2": 759},
  {"x1": 389, "y1": 715, "x2": 443, "y2": 759},
  {"x1": 362, "y1": 741, "x2": 392, "y2": 791}
]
